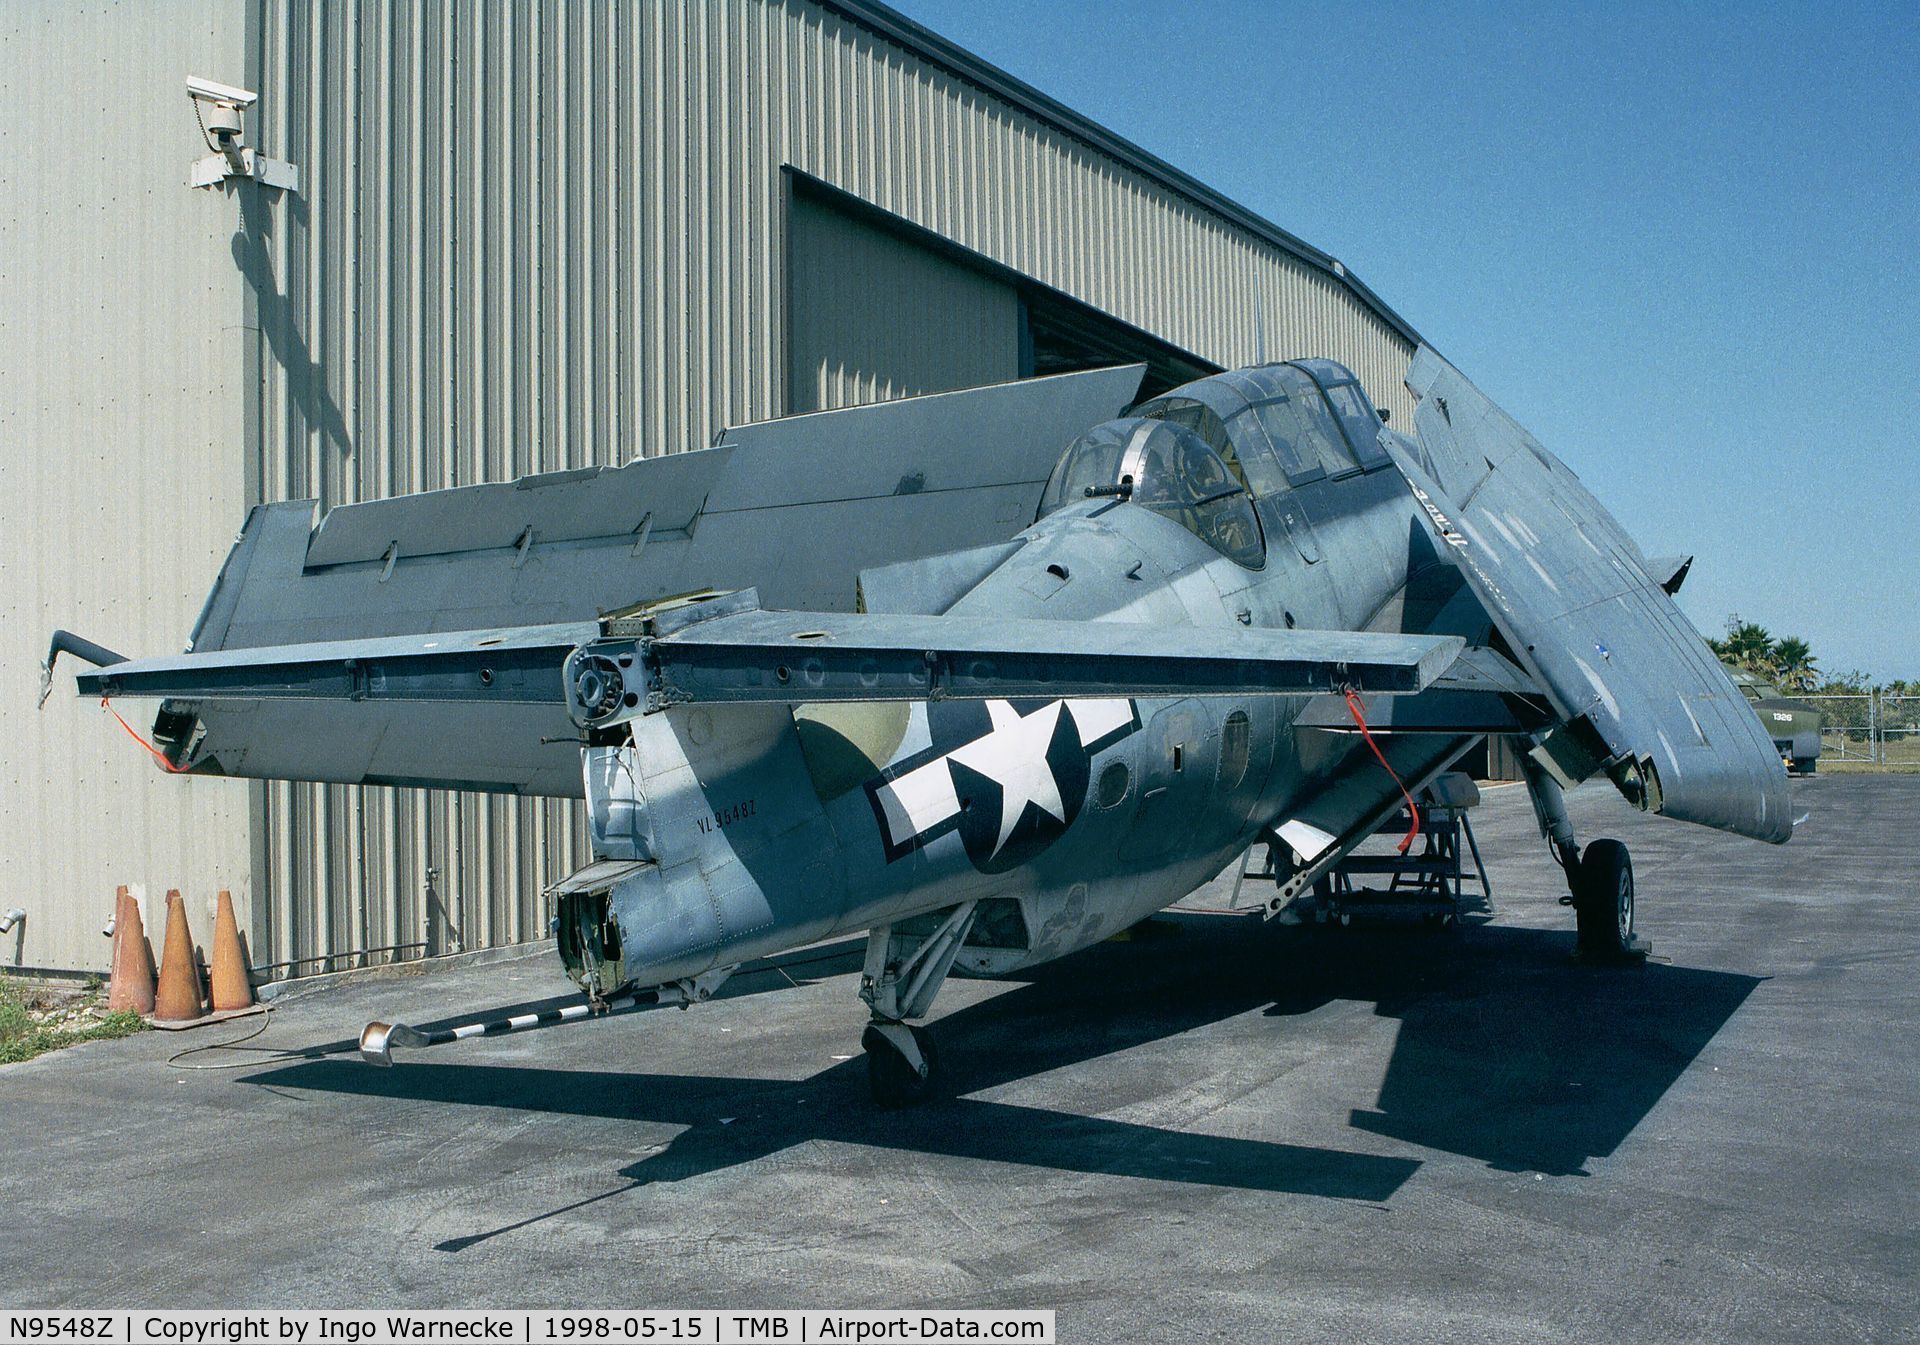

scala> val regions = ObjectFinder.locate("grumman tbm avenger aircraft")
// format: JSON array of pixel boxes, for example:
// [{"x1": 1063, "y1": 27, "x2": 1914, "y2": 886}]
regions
[{"x1": 47, "y1": 346, "x2": 1789, "y2": 1105}]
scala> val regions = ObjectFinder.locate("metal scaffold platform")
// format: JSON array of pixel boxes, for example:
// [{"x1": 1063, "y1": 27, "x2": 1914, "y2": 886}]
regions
[{"x1": 1243, "y1": 773, "x2": 1494, "y2": 928}]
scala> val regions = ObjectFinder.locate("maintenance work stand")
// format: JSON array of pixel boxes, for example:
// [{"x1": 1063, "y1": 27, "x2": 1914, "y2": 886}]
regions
[{"x1": 1243, "y1": 773, "x2": 1494, "y2": 928}]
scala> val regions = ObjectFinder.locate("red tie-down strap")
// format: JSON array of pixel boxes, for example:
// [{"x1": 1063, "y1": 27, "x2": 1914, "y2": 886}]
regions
[
  {"x1": 1343, "y1": 688, "x2": 1420, "y2": 855},
  {"x1": 101, "y1": 697, "x2": 192, "y2": 774}
]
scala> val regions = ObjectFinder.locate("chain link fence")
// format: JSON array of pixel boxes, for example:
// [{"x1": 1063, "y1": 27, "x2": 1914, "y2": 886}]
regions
[
  {"x1": 1803, "y1": 692, "x2": 1918, "y2": 765},
  {"x1": 1882, "y1": 695, "x2": 1920, "y2": 766}
]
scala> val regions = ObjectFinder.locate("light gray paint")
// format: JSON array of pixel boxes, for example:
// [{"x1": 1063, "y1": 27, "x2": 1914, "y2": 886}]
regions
[
  {"x1": 70, "y1": 368, "x2": 1144, "y2": 803},
  {"x1": 1396, "y1": 347, "x2": 1788, "y2": 840},
  {"x1": 14, "y1": 0, "x2": 1423, "y2": 973}
]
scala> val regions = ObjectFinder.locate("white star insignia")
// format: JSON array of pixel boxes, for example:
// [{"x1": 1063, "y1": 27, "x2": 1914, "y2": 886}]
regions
[
  {"x1": 948, "y1": 700, "x2": 1068, "y2": 859},
  {"x1": 867, "y1": 697, "x2": 1135, "y2": 863}
]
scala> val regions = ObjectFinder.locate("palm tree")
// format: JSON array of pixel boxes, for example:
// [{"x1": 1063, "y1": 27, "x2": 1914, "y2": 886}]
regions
[
  {"x1": 1771, "y1": 637, "x2": 1818, "y2": 693},
  {"x1": 1714, "y1": 618, "x2": 1776, "y2": 673}
]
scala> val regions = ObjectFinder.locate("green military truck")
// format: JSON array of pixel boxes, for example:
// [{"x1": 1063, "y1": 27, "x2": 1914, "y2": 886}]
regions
[{"x1": 1723, "y1": 663, "x2": 1822, "y2": 775}]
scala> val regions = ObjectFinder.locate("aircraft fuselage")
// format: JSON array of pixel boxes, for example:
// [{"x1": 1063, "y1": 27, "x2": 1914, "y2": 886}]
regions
[{"x1": 569, "y1": 455, "x2": 1481, "y2": 997}]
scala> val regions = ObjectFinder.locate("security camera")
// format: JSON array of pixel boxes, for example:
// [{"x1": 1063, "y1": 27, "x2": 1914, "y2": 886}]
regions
[
  {"x1": 186, "y1": 75, "x2": 257, "y2": 109},
  {"x1": 202, "y1": 101, "x2": 244, "y2": 146},
  {"x1": 187, "y1": 76, "x2": 255, "y2": 173},
  {"x1": 185, "y1": 75, "x2": 298, "y2": 193}
]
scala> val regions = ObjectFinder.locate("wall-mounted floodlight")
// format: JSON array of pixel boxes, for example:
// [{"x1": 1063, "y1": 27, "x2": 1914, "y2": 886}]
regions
[{"x1": 187, "y1": 75, "x2": 298, "y2": 193}]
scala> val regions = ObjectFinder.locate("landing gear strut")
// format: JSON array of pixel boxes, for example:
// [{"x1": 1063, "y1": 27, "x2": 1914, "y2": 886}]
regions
[
  {"x1": 1522, "y1": 758, "x2": 1648, "y2": 962},
  {"x1": 858, "y1": 901, "x2": 976, "y2": 1107}
]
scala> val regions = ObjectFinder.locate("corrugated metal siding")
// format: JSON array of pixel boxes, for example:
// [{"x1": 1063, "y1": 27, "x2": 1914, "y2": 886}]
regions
[
  {"x1": 789, "y1": 191, "x2": 1019, "y2": 411},
  {"x1": 0, "y1": 0, "x2": 257, "y2": 973},
  {"x1": 242, "y1": 0, "x2": 1422, "y2": 974}
]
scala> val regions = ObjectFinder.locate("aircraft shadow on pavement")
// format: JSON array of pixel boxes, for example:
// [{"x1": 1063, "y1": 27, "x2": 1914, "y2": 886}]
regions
[
  {"x1": 248, "y1": 912, "x2": 1758, "y2": 1237},
  {"x1": 1296, "y1": 924, "x2": 1765, "y2": 1176}
]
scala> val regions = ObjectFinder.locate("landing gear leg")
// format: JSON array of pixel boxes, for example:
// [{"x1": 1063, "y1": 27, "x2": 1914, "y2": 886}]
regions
[
  {"x1": 858, "y1": 901, "x2": 977, "y2": 1108},
  {"x1": 1522, "y1": 758, "x2": 1647, "y2": 962}
]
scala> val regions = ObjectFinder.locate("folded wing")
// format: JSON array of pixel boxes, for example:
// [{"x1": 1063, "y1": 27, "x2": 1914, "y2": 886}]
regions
[
  {"x1": 1389, "y1": 346, "x2": 1790, "y2": 842},
  {"x1": 77, "y1": 596, "x2": 1469, "y2": 794}
]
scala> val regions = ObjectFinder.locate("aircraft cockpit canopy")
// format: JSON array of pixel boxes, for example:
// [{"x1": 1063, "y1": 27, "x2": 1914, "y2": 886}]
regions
[
  {"x1": 1134, "y1": 360, "x2": 1391, "y2": 497},
  {"x1": 1038, "y1": 417, "x2": 1265, "y2": 569}
]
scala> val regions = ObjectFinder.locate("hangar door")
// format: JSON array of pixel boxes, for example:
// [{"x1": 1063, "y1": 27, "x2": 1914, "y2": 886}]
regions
[{"x1": 789, "y1": 192, "x2": 1021, "y2": 413}]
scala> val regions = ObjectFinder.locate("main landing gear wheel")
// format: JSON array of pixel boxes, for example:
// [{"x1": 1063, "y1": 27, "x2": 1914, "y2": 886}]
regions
[
  {"x1": 1575, "y1": 838, "x2": 1640, "y2": 961},
  {"x1": 863, "y1": 1022, "x2": 938, "y2": 1108}
]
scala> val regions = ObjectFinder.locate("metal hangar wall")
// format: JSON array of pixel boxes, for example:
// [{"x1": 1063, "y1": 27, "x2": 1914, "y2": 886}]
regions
[
  {"x1": 5, "y1": 0, "x2": 1423, "y2": 976},
  {"x1": 0, "y1": 0, "x2": 260, "y2": 980}
]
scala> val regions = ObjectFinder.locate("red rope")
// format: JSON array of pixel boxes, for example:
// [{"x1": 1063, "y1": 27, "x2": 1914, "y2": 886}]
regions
[
  {"x1": 101, "y1": 698, "x2": 192, "y2": 774},
  {"x1": 1344, "y1": 688, "x2": 1420, "y2": 855}
]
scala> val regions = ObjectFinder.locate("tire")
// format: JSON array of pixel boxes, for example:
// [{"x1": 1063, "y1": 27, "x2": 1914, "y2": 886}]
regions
[
  {"x1": 1792, "y1": 756, "x2": 1817, "y2": 776},
  {"x1": 1575, "y1": 839, "x2": 1635, "y2": 960},
  {"x1": 863, "y1": 1023, "x2": 937, "y2": 1109}
]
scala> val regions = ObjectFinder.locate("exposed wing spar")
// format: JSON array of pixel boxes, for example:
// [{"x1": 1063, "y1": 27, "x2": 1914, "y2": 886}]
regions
[{"x1": 626, "y1": 601, "x2": 1465, "y2": 708}]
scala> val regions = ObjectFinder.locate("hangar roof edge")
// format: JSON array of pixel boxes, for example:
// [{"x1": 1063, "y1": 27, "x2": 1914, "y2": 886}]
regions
[{"x1": 823, "y1": 0, "x2": 1425, "y2": 351}]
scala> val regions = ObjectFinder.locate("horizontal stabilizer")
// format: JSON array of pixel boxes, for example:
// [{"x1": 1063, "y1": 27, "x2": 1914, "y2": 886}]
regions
[{"x1": 1647, "y1": 555, "x2": 1693, "y2": 596}]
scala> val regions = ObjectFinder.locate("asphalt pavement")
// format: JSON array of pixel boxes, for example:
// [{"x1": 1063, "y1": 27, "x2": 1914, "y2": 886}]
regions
[{"x1": 2, "y1": 775, "x2": 1916, "y2": 1343}]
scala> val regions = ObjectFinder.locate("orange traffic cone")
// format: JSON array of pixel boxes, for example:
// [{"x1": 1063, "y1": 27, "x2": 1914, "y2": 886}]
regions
[
  {"x1": 152, "y1": 889, "x2": 206, "y2": 1022},
  {"x1": 105, "y1": 886, "x2": 156, "y2": 1015},
  {"x1": 209, "y1": 889, "x2": 253, "y2": 1012}
]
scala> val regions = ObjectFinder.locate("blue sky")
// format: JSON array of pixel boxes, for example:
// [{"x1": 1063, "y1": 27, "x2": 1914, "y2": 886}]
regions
[{"x1": 891, "y1": 0, "x2": 1920, "y2": 681}]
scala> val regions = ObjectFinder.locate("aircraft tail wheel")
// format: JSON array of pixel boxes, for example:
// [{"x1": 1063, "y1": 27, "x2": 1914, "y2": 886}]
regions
[
  {"x1": 863, "y1": 1022, "x2": 938, "y2": 1108},
  {"x1": 1575, "y1": 839, "x2": 1638, "y2": 960}
]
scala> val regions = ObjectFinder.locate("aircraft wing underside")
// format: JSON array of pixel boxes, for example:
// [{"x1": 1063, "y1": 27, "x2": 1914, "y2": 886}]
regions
[
  {"x1": 75, "y1": 598, "x2": 1477, "y2": 795},
  {"x1": 1393, "y1": 346, "x2": 1790, "y2": 842}
]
